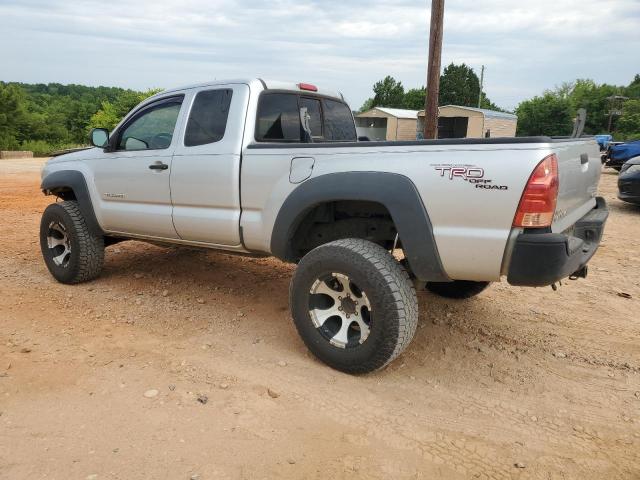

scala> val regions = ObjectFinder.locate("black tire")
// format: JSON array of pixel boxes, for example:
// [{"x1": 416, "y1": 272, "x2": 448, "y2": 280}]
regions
[
  {"x1": 290, "y1": 238, "x2": 418, "y2": 374},
  {"x1": 40, "y1": 200, "x2": 104, "y2": 284},
  {"x1": 425, "y1": 280, "x2": 490, "y2": 299}
]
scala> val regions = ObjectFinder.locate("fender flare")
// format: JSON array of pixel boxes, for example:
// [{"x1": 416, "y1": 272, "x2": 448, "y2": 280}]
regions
[
  {"x1": 41, "y1": 170, "x2": 104, "y2": 236},
  {"x1": 270, "y1": 171, "x2": 449, "y2": 282}
]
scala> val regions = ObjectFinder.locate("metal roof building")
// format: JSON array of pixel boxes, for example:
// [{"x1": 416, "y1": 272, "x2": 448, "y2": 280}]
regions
[
  {"x1": 355, "y1": 107, "x2": 421, "y2": 141},
  {"x1": 417, "y1": 105, "x2": 518, "y2": 139}
]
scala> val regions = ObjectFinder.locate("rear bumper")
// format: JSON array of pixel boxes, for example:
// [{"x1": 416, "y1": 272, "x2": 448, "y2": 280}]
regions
[{"x1": 507, "y1": 197, "x2": 608, "y2": 287}]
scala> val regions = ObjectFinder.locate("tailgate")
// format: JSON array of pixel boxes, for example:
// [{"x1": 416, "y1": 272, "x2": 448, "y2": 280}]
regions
[{"x1": 551, "y1": 140, "x2": 601, "y2": 233}]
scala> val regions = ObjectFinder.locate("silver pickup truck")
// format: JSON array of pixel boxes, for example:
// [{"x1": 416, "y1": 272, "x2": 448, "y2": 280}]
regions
[{"x1": 39, "y1": 78, "x2": 608, "y2": 373}]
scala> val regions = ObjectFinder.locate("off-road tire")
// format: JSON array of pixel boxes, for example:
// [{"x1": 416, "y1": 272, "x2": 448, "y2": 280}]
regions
[
  {"x1": 40, "y1": 201, "x2": 104, "y2": 284},
  {"x1": 290, "y1": 238, "x2": 418, "y2": 374},
  {"x1": 425, "y1": 280, "x2": 490, "y2": 299}
]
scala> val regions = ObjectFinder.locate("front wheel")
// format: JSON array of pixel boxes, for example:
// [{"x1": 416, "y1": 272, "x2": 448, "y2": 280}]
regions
[
  {"x1": 40, "y1": 200, "x2": 104, "y2": 284},
  {"x1": 290, "y1": 238, "x2": 418, "y2": 374}
]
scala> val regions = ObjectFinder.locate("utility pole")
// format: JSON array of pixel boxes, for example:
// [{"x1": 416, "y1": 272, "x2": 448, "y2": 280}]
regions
[
  {"x1": 477, "y1": 65, "x2": 485, "y2": 108},
  {"x1": 607, "y1": 95, "x2": 628, "y2": 133},
  {"x1": 423, "y1": 0, "x2": 445, "y2": 139}
]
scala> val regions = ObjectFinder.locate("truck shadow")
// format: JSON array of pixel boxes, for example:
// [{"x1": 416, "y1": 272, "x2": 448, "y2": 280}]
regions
[{"x1": 99, "y1": 240, "x2": 534, "y2": 379}]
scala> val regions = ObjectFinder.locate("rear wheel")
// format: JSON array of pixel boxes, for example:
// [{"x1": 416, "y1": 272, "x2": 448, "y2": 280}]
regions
[
  {"x1": 40, "y1": 201, "x2": 104, "y2": 284},
  {"x1": 425, "y1": 280, "x2": 490, "y2": 299},
  {"x1": 290, "y1": 238, "x2": 418, "y2": 374}
]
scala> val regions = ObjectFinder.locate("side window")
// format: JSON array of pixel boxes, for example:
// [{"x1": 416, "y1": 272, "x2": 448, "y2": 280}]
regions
[
  {"x1": 299, "y1": 97, "x2": 323, "y2": 139},
  {"x1": 256, "y1": 93, "x2": 300, "y2": 142},
  {"x1": 322, "y1": 99, "x2": 357, "y2": 142},
  {"x1": 118, "y1": 99, "x2": 183, "y2": 151},
  {"x1": 184, "y1": 89, "x2": 233, "y2": 147}
]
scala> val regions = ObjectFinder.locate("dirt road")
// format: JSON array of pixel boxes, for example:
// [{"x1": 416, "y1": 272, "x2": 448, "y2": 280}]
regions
[{"x1": 1, "y1": 158, "x2": 639, "y2": 479}]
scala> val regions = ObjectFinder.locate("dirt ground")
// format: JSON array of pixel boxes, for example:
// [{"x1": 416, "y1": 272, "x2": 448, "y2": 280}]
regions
[{"x1": 0, "y1": 158, "x2": 639, "y2": 480}]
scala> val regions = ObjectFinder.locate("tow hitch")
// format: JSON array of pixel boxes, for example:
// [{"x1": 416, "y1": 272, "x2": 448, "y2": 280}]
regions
[
  {"x1": 550, "y1": 266, "x2": 589, "y2": 291},
  {"x1": 569, "y1": 265, "x2": 588, "y2": 280}
]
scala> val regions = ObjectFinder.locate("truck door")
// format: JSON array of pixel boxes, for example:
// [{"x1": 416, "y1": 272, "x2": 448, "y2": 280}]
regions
[
  {"x1": 91, "y1": 96, "x2": 185, "y2": 238},
  {"x1": 170, "y1": 84, "x2": 249, "y2": 245}
]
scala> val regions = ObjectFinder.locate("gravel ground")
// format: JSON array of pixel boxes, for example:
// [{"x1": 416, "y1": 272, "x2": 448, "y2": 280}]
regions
[{"x1": 1, "y1": 158, "x2": 639, "y2": 479}]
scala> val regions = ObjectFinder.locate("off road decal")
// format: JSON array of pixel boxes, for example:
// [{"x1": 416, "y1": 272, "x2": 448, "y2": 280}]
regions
[{"x1": 431, "y1": 164, "x2": 508, "y2": 190}]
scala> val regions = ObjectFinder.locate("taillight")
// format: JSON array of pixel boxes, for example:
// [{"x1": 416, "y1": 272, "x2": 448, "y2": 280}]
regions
[
  {"x1": 513, "y1": 154, "x2": 559, "y2": 228},
  {"x1": 298, "y1": 83, "x2": 318, "y2": 92}
]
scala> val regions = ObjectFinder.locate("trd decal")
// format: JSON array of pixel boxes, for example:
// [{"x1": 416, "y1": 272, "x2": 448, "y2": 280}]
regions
[{"x1": 431, "y1": 164, "x2": 508, "y2": 191}]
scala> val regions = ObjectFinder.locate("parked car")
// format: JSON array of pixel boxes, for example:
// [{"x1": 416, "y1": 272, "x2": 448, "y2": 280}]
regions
[
  {"x1": 604, "y1": 139, "x2": 640, "y2": 170},
  {"x1": 39, "y1": 78, "x2": 608, "y2": 374},
  {"x1": 618, "y1": 156, "x2": 640, "y2": 205}
]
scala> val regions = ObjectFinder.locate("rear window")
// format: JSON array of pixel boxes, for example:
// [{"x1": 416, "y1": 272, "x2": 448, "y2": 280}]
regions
[
  {"x1": 255, "y1": 92, "x2": 356, "y2": 143},
  {"x1": 300, "y1": 97, "x2": 323, "y2": 139},
  {"x1": 185, "y1": 89, "x2": 233, "y2": 147},
  {"x1": 256, "y1": 93, "x2": 301, "y2": 141},
  {"x1": 322, "y1": 99, "x2": 357, "y2": 141}
]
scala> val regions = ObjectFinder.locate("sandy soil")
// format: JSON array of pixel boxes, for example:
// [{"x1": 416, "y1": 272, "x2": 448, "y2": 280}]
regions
[{"x1": 1, "y1": 158, "x2": 639, "y2": 480}]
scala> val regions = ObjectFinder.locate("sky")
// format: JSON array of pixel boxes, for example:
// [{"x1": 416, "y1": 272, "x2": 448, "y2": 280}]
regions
[{"x1": 1, "y1": 0, "x2": 639, "y2": 111}]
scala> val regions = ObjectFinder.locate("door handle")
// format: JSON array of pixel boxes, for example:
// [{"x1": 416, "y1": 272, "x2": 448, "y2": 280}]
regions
[
  {"x1": 580, "y1": 153, "x2": 589, "y2": 165},
  {"x1": 149, "y1": 163, "x2": 168, "y2": 170}
]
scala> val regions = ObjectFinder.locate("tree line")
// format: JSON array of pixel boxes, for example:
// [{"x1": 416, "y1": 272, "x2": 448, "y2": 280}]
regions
[
  {"x1": 360, "y1": 63, "x2": 501, "y2": 112},
  {"x1": 515, "y1": 76, "x2": 640, "y2": 139},
  {"x1": 361, "y1": 64, "x2": 640, "y2": 140},
  {"x1": 0, "y1": 82, "x2": 159, "y2": 155}
]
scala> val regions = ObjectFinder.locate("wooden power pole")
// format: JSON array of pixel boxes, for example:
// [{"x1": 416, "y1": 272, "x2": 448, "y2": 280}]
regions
[{"x1": 424, "y1": 0, "x2": 445, "y2": 139}]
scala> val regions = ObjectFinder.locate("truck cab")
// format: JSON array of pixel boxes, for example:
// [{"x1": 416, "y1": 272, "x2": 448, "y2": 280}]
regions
[{"x1": 43, "y1": 79, "x2": 355, "y2": 248}]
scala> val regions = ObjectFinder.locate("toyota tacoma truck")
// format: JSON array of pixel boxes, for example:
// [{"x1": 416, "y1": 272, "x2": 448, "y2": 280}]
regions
[{"x1": 39, "y1": 78, "x2": 608, "y2": 374}]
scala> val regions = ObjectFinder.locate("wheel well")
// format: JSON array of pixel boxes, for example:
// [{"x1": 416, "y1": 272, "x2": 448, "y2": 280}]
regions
[
  {"x1": 45, "y1": 186, "x2": 77, "y2": 201},
  {"x1": 289, "y1": 200, "x2": 398, "y2": 260}
]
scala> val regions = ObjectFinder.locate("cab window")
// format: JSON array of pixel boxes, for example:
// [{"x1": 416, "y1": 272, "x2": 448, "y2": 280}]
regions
[
  {"x1": 184, "y1": 89, "x2": 233, "y2": 147},
  {"x1": 256, "y1": 93, "x2": 301, "y2": 141},
  {"x1": 117, "y1": 97, "x2": 183, "y2": 151}
]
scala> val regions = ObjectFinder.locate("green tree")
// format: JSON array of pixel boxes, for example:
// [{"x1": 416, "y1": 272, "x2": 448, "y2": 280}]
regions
[
  {"x1": 616, "y1": 99, "x2": 640, "y2": 140},
  {"x1": 515, "y1": 92, "x2": 573, "y2": 136},
  {"x1": 359, "y1": 97, "x2": 375, "y2": 112},
  {"x1": 439, "y1": 63, "x2": 480, "y2": 107},
  {"x1": 625, "y1": 74, "x2": 640, "y2": 99},
  {"x1": 360, "y1": 66, "x2": 503, "y2": 113},
  {"x1": 370, "y1": 76, "x2": 405, "y2": 109},
  {"x1": 568, "y1": 79, "x2": 619, "y2": 133},
  {"x1": 88, "y1": 88, "x2": 163, "y2": 132},
  {"x1": 403, "y1": 87, "x2": 426, "y2": 110},
  {"x1": 0, "y1": 83, "x2": 30, "y2": 149},
  {"x1": 0, "y1": 81, "x2": 164, "y2": 155}
]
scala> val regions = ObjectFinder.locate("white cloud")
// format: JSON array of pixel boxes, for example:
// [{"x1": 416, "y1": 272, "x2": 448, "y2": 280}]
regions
[{"x1": 0, "y1": 0, "x2": 638, "y2": 110}]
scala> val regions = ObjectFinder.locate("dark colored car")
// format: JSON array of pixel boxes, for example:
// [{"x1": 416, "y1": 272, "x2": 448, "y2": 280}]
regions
[
  {"x1": 605, "y1": 140, "x2": 640, "y2": 170},
  {"x1": 618, "y1": 157, "x2": 640, "y2": 205}
]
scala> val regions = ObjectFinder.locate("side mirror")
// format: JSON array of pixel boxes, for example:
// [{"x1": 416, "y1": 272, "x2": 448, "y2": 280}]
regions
[{"x1": 90, "y1": 128, "x2": 109, "y2": 148}]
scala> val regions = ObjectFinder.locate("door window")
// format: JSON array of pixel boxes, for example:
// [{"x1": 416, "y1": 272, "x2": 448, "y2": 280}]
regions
[
  {"x1": 184, "y1": 89, "x2": 233, "y2": 147},
  {"x1": 117, "y1": 98, "x2": 183, "y2": 151}
]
